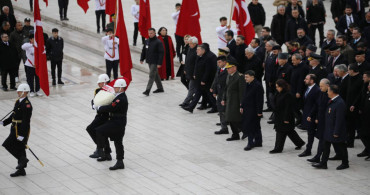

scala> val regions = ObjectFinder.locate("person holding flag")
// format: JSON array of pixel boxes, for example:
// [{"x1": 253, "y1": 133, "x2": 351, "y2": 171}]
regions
[
  {"x1": 102, "y1": 28, "x2": 119, "y2": 80},
  {"x1": 131, "y1": 0, "x2": 145, "y2": 46},
  {"x1": 22, "y1": 34, "x2": 42, "y2": 97}
]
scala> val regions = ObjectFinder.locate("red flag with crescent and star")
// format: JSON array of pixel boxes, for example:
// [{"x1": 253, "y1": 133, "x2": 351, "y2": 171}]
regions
[
  {"x1": 139, "y1": 0, "x2": 151, "y2": 38},
  {"x1": 232, "y1": 0, "x2": 255, "y2": 45},
  {"x1": 34, "y1": 0, "x2": 49, "y2": 96},
  {"x1": 175, "y1": 0, "x2": 202, "y2": 44},
  {"x1": 77, "y1": 0, "x2": 90, "y2": 13}
]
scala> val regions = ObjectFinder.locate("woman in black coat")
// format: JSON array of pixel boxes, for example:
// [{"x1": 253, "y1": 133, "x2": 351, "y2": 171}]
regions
[{"x1": 270, "y1": 79, "x2": 305, "y2": 153}]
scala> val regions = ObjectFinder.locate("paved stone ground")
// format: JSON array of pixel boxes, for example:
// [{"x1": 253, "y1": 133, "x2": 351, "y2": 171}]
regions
[{"x1": 0, "y1": 0, "x2": 369, "y2": 194}]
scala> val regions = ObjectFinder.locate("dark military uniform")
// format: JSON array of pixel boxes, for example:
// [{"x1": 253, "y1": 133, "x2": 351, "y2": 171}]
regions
[
  {"x1": 2, "y1": 98, "x2": 32, "y2": 170},
  {"x1": 86, "y1": 88, "x2": 111, "y2": 156},
  {"x1": 95, "y1": 92, "x2": 128, "y2": 161},
  {"x1": 309, "y1": 65, "x2": 328, "y2": 84},
  {"x1": 276, "y1": 63, "x2": 293, "y2": 84}
]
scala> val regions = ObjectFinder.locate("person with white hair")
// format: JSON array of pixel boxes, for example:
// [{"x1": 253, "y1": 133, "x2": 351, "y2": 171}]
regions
[
  {"x1": 334, "y1": 64, "x2": 350, "y2": 102},
  {"x1": 93, "y1": 79, "x2": 128, "y2": 170},
  {"x1": 0, "y1": 83, "x2": 33, "y2": 177},
  {"x1": 245, "y1": 46, "x2": 264, "y2": 81},
  {"x1": 0, "y1": 6, "x2": 16, "y2": 32}
]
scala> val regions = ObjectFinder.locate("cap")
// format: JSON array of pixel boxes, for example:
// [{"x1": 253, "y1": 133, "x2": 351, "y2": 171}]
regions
[
  {"x1": 307, "y1": 44, "x2": 317, "y2": 52},
  {"x1": 218, "y1": 47, "x2": 230, "y2": 54},
  {"x1": 329, "y1": 45, "x2": 340, "y2": 51},
  {"x1": 225, "y1": 60, "x2": 237, "y2": 68},
  {"x1": 308, "y1": 53, "x2": 322, "y2": 61},
  {"x1": 217, "y1": 55, "x2": 227, "y2": 61},
  {"x1": 322, "y1": 44, "x2": 331, "y2": 50},
  {"x1": 24, "y1": 17, "x2": 31, "y2": 22},
  {"x1": 272, "y1": 45, "x2": 281, "y2": 50},
  {"x1": 355, "y1": 50, "x2": 366, "y2": 55},
  {"x1": 278, "y1": 53, "x2": 289, "y2": 59}
]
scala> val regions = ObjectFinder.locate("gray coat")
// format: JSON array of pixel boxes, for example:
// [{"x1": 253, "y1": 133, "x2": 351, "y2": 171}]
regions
[{"x1": 223, "y1": 71, "x2": 246, "y2": 122}]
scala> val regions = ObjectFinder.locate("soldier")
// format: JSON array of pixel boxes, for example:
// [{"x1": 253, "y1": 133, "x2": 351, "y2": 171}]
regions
[
  {"x1": 93, "y1": 79, "x2": 128, "y2": 170},
  {"x1": 0, "y1": 83, "x2": 32, "y2": 177},
  {"x1": 102, "y1": 28, "x2": 119, "y2": 80},
  {"x1": 276, "y1": 53, "x2": 293, "y2": 83},
  {"x1": 86, "y1": 74, "x2": 112, "y2": 160},
  {"x1": 308, "y1": 53, "x2": 328, "y2": 84}
]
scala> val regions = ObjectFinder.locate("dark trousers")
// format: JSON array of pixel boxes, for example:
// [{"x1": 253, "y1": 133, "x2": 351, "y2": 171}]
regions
[
  {"x1": 15, "y1": 57, "x2": 21, "y2": 78},
  {"x1": 30, "y1": 0, "x2": 33, "y2": 11},
  {"x1": 2, "y1": 126, "x2": 28, "y2": 162},
  {"x1": 188, "y1": 82, "x2": 204, "y2": 109},
  {"x1": 347, "y1": 113, "x2": 359, "y2": 146},
  {"x1": 247, "y1": 117, "x2": 263, "y2": 146},
  {"x1": 314, "y1": 137, "x2": 325, "y2": 159},
  {"x1": 219, "y1": 112, "x2": 228, "y2": 130},
  {"x1": 95, "y1": 10, "x2": 106, "y2": 32},
  {"x1": 105, "y1": 59, "x2": 119, "y2": 80},
  {"x1": 265, "y1": 81, "x2": 272, "y2": 109},
  {"x1": 58, "y1": 0, "x2": 69, "y2": 18},
  {"x1": 274, "y1": 130, "x2": 305, "y2": 151},
  {"x1": 309, "y1": 23, "x2": 325, "y2": 46},
  {"x1": 1, "y1": 69, "x2": 16, "y2": 89},
  {"x1": 305, "y1": 124, "x2": 317, "y2": 152},
  {"x1": 86, "y1": 114, "x2": 111, "y2": 154},
  {"x1": 180, "y1": 71, "x2": 189, "y2": 89},
  {"x1": 321, "y1": 141, "x2": 349, "y2": 165},
  {"x1": 25, "y1": 66, "x2": 40, "y2": 92},
  {"x1": 183, "y1": 79, "x2": 196, "y2": 105},
  {"x1": 133, "y1": 22, "x2": 145, "y2": 45},
  {"x1": 95, "y1": 120, "x2": 125, "y2": 160},
  {"x1": 203, "y1": 86, "x2": 217, "y2": 110},
  {"x1": 174, "y1": 34, "x2": 184, "y2": 62},
  {"x1": 229, "y1": 122, "x2": 241, "y2": 137},
  {"x1": 360, "y1": 135, "x2": 370, "y2": 154},
  {"x1": 294, "y1": 97, "x2": 302, "y2": 125},
  {"x1": 51, "y1": 60, "x2": 63, "y2": 81}
]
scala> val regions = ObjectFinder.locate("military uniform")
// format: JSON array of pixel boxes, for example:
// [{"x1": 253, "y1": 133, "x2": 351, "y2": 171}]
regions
[{"x1": 2, "y1": 97, "x2": 32, "y2": 176}]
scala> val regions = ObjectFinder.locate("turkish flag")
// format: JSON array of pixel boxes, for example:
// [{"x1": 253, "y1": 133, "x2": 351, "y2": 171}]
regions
[
  {"x1": 43, "y1": 0, "x2": 48, "y2": 6},
  {"x1": 34, "y1": 0, "x2": 49, "y2": 96},
  {"x1": 232, "y1": 0, "x2": 255, "y2": 45},
  {"x1": 139, "y1": 0, "x2": 151, "y2": 38},
  {"x1": 115, "y1": 0, "x2": 132, "y2": 85},
  {"x1": 175, "y1": 0, "x2": 202, "y2": 44},
  {"x1": 78, "y1": 0, "x2": 90, "y2": 13},
  {"x1": 105, "y1": 0, "x2": 116, "y2": 15}
]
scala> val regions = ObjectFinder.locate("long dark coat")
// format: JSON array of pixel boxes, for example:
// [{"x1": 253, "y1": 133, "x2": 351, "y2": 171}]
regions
[
  {"x1": 360, "y1": 89, "x2": 370, "y2": 137},
  {"x1": 324, "y1": 96, "x2": 347, "y2": 143},
  {"x1": 211, "y1": 67, "x2": 228, "y2": 112},
  {"x1": 223, "y1": 71, "x2": 246, "y2": 122},
  {"x1": 312, "y1": 92, "x2": 330, "y2": 139},
  {"x1": 241, "y1": 80, "x2": 264, "y2": 134},
  {"x1": 274, "y1": 91, "x2": 295, "y2": 132}
]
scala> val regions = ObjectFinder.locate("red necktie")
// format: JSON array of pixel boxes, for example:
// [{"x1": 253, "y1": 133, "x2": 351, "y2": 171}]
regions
[
  {"x1": 357, "y1": 0, "x2": 360, "y2": 12},
  {"x1": 220, "y1": 69, "x2": 224, "y2": 73}
]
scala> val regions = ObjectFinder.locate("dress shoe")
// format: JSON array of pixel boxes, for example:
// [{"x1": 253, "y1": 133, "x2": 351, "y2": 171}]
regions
[
  {"x1": 244, "y1": 145, "x2": 254, "y2": 151},
  {"x1": 58, "y1": 80, "x2": 64, "y2": 85},
  {"x1": 89, "y1": 150, "x2": 99, "y2": 158},
  {"x1": 207, "y1": 109, "x2": 218, "y2": 114},
  {"x1": 10, "y1": 169, "x2": 26, "y2": 177},
  {"x1": 328, "y1": 155, "x2": 341, "y2": 160},
  {"x1": 179, "y1": 103, "x2": 188, "y2": 107},
  {"x1": 142, "y1": 90, "x2": 149, "y2": 96},
  {"x1": 357, "y1": 150, "x2": 369, "y2": 157},
  {"x1": 346, "y1": 143, "x2": 354, "y2": 148},
  {"x1": 267, "y1": 120, "x2": 274, "y2": 124},
  {"x1": 241, "y1": 133, "x2": 248, "y2": 140},
  {"x1": 10, "y1": 87, "x2": 16, "y2": 91},
  {"x1": 16, "y1": 157, "x2": 29, "y2": 169},
  {"x1": 365, "y1": 156, "x2": 370, "y2": 161},
  {"x1": 52, "y1": 80, "x2": 56, "y2": 86},
  {"x1": 214, "y1": 129, "x2": 229, "y2": 135},
  {"x1": 197, "y1": 106, "x2": 207, "y2": 110},
  {"x1": 312, "y1": 162, "x2": 327, "y2": 169},
  {"x1": 97, "y1": 153, "x2": 112, "y2": 162},
  {"x1": 226, "y1": 135, "x2": 240, "y2": 141},
  {"x1": 269, "y1": 149, "x2": 282, "y2": 154},
  {"x1": 153, "y1": 88, "x2": 164, "y2": 93},
  {"x1": 216, "y1": 123, "x2": 221, "y2": 126},
  {"x1": 2, "y1": 87, "x2": 8, "y2": 91},
  {"x1": 263, "y1": 108, "x2": 273, "y2": 112},
  {"x1": 109, "y1": 160, "x2": 125, "y2": 170},
  {"x1": 298, "y1": 151, "x2": 311, "y2": 157},
  {"x1": 295, "y1": 142, "x2": 305, "y2": 150},
  {"x1": 64, "y1": 17, "x2": 69, "y2": 21},
  {"x1": 307, "y1": 157, "x2": 320, "y2": 163},
  {"x1": 336, "y1": 164, "x2": 349, "y2": 170},
  {"x1": 182, "y1": 106, "x2": 193, "y2": 113},
  {"x1": 296, "y1": 124, "x2": 305, "y2": 130}
]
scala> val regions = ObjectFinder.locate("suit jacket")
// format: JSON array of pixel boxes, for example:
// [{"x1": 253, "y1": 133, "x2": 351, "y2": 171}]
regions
[
  {"x1": 339, "y1": 75, "x2": 350, "y2": 102},
  {"x1": 227, "y1": 39, "x2": 237, "y2": 59},
  {"x1": 285, "y1": 17, "x2": 309, "y2": 42},
  {"x1": 349, "y1": 36, "x2": 367, "y2": 51},
  {"x1": 184, "y1": 46, "x2": 197, "y2": 80},
  {"x1": 320, "y1": 39, "x2": 336, "y2": 57},
  {"x1": 264, "y1": 53, "x2": 278, "y2": 83},
  {"x1": 302, "y1": 84, "x2": 321, "y2": 129},
  {"x1": 223, "y1": 71, "x2": 246, "y2": 122},
  {"x1": 336, "y1": 14, "x2": 360, "y2": 35},
  {"x1": 325, "y1": 54, "x2": 348, "y2": 73},
  {"x1": 309, "y1": 65, "x2": 328, "y2": 84},
  {"x1": 347, "y1": 0, "x2": 365, "y2": 20},
  {"x1": 276, "y1": 63, "x2": 293, "y2": 83},
  {"x1": 255, "y1": 46, "x2": 265, "y2": 63},
  {"x1": 245, "y1": 55, "x2": 263, "y2": 81},
  {"x1": 0, "y1": 41, "x2": 18, "y2": 70},
  {"x1": 295, "y1": 36, "x2": 314, "y2": 47},
  {"x1": 357, "y1": 61, "x2": 370, "y2": 74},
  {"x1": 346, "y1": 74, "x2": 363, "y2": 109},
  {"x1": 325, "y1": 96, "x2": 347, "y2": 142},
  {"x1": 327, "y1": 73, "x2": 341, "y2": 85},
  {"x1": 312, "y1": 92, "x2": 330, "y2": 138},
  {"x1": 290, "y1": 62, "x2": 308, "y2": 96},
  {"x1": 340, "y1": 45, "x2": 355, "y2": 64}
]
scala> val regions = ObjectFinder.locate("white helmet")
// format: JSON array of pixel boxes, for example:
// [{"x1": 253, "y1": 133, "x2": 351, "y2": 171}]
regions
[
  {"x1": 113, "y1": 79, "x2": 127, "y2": 88},
  {"x1": 17, "y1": 83, "x2": 30, "y2": 92},
  {"x1": 97, "y1": 74, "x2": 110, "y2": 83}
]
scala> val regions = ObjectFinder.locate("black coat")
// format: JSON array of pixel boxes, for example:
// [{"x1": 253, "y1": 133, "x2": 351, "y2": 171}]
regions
[
  {"x1": 9, "y1": 29, "x2": 27, "y2": 58},
  {"x1": 339, "y1": 75, "x2": 350, "y2": 102},
  {"x1": 346, "y1": 74, "x2": 363, "y2": 109},
  {"x1": 306, "y1": 3, "x2": 326, "y2": 24},
  {"x1": 212, "y1": 68, "x2": 228, "y2": 112},
  {"x1": 46, "y1": 36, "x2": 64, "y2": 61},
  {"x1": 290, "y1": 62, "x2": 309, "y2": 96},
  {"x1": 245, "y1": 55, "x2": 263, "y2": 81},
  {"x1": 184, "y1": 46, "x2": 197, "y2": 80},
  {"x1": 347, "y1": 0, "x2": 365, "y2": 20},
  {"x1": 325, "y1": 96, "x2": 347, "y2": 142},
  {"x1": 349, "y1": 36, "x2": 367, "y2": 51},
  {"x1": 3, "y1": 98, "x2": 32, "y2": 138},
  {"x1": 331, "y1": 0, "x2": 346, "y2": 21},
  {"x1": 274, "y1": 91, "x2": 295, "y2": 132},
  {"x1": 241, "y1": 80, "x2": 264, "y2": 134},
  {"x1": 235, "y1": 44, "x2": 247, "y2": 73},
  {"x1": 264, "y1": 53, "x2": 278, "y2": 83},
  {"x1": 302, "y1": 84, "x2": 321, "y2": 129},
  {"x1": 285, "y1": 3, "x2": 305, "y2": 20},
  {"x1": 285, "y1": 17, "x2": 309, "y2": 42},
  {"x1": 312, "y1": 92, "x2": 330, "y2": 138},
  {"x1": 309, "y1": 65, "x2": 328, "y2": 84},
  {"x1": 295, "y1": 36, "x2": 314, "y2": 47},
  {"x1": 255, "y1": 46, "x2": 265, "y2": 62},
  {"x1": 357, "y1": 61, "x2": 370, "y2": 75},
  {"x1": 248, "y1": 2, "x2": 266, "y2": 26},
  {"x1": 0, "y1": 13, "x2": 16, "y2": 32},
  {"x1": 359, "y1": 89, "x2": 370, "y2": 137},
  {"x1": 140, "y1": 37, "x2": 164, "y2": 65},
  {"x1": 336, "y1": 14, "x2": 360, "y2": 35},
  {"x1": 194, "y1": 51, "x2": 217, "y2": 86},
  {"x1": 0, "y1": 41, "x2": 18, "y2": 70},
  {"x1": 325, "y1": 54, "x2": 348, "y2": 73},
  {"x1": 271, "y1": 13, "x2": 287, "y2": 45},
  {"x1": 227, "y1": 39, "x2": 237, "y2": 59},
  {"x1": 99, "y1": 92, "x2": 128, "y2": 125},
  {"x1": 320, "y1": 39, "x2": 336, "y2": 57},
  {"x1": 327, "y1": 73, "x2": 342, "y2": 85},
  {"x1": 276, "y1": 63, "x2": 293, "y2": 83}
]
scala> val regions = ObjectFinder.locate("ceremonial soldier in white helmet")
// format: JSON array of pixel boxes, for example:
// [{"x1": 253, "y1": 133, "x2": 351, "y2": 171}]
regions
[
  {"x1": 0, "y1": 83, "x2": 32, "y2": 177},
  {"x1": 93, "y1": 79, "x2": 128, "y2": 170},
  {"x1": 86, "y1": 74, "x2": 112, "y2": 160}
]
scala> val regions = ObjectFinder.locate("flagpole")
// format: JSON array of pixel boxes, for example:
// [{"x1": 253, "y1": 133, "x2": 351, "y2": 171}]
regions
[
  {"x1": 228, "y1": 0, "x2": 234, "y2": 27},
  {"x1": 112, "y1": 0, "x2": 119, "y2": 58}
]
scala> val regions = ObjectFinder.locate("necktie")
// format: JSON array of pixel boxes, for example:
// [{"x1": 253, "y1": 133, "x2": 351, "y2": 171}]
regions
[
  {"x1": 357, "y1": 0, "x2": 361, "y2": 12},
  {"x1": 305, "y1": 88, "x2": 310, "y2": 97},
  {"x1": 350, "y1": 16, "x2": 353, "y2": 24}
]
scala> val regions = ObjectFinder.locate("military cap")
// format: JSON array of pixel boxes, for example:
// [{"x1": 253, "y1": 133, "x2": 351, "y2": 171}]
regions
[
  {"x1": 329, "y1": 45, "x2": 340, "y2": 51},
  {"x1": 308, "y1": 53, "x2": 322, "y2": 61},
  {"x1": 278, "y1": 53, "x2": 289, "y2": 59},
  {"x1": 307, "y1": 44, "x2": 317, "y2": 52}
]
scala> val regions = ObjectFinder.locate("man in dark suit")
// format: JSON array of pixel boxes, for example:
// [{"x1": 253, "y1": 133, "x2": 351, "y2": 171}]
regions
[
  {"x1": 335, "y1": 64, "x2": 350, "y2": 102},
  {"x1": 331, "y1": 0, "x2": 346, "y2": 24},
  {"x1": 346, "y1": 0, "x2": 365, "y2": 20},
  {"x1": 213, "y1": 56, "x2": 229, "y2": 135},
  {"x1": 321, "y1": 30, "x2": 336, "y2": 57},
  {"x1": 285, "y1": 9, "x2": 309, "y2": 43},
  {"x1": 264, "y1": 42, "x2": 279, "y2": 112},
  {"x1": 244, "y1": 47, "x2": 263, "y2": 82},
  {"x1": 350, "y1": 27, "x2": 367, "y2": 51},
  {"x1": 241, "y1": 70, "x2": 264, "y2": 150},
  {"x1": 225, "y1": 30, "x2": 237, "y2": 58},
  {"x1": 234, "y1": 35, "x2": 247, "y2": 73},
  {"x1": 336, "y1": 6, "x2": 360, "y2": 35},
  {"x1": 313, "y1": 85, "x2": 349, "y2": 170},
  {"x1": 309, "y1": 54, "x2": 328, "y2": 84},
  {"x1": 295, "y1": 28, "x2": 314, "y2": 47},
  {"x1": 250, "y1": 38, "x2": 265, "y2": 61},
  {"x1": 299, "y1": 74, "x2": 321, "y2": 157},
  {"x1": 355, "y1": 50, "x2": 370, "y2": 74},
  {"x1": 276, "y1": 53, "x2": 293, "y2": 83},
  {"x1": 0, "y1": 33, "x2": 17, "y2": 91},
  {"x1": 326, "y1": 45, "x2": 348, "y2": 73}
]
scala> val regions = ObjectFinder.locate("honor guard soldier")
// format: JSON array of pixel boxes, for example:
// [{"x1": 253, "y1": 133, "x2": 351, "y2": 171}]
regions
[
  {"x1": 0, "y1": 83, "x2": 32, "y2": 177},
  {"x1": 93, "y1": 79, "x2": 128, "y2": 170},
  {"x1": 86, "y1": 74, "x2": 112, "y2": 160},
  {"x1": 102, "y1": 28, "x2": 120, "y2": 80}
]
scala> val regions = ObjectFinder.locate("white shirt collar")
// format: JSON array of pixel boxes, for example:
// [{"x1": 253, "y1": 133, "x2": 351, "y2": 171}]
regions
[
  {"x1": 19, "y1": 97, "x2": 25, "y2": 102},
  {"x1": 342, "y1": 73, "x2": 349, "y2": 80},
  {"x1": 331, "y1": 95, "x2": 339, "y2": 101}
]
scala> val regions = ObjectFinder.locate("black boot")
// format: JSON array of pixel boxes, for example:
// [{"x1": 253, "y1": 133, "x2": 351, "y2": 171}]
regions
[
  {"x1": 58, "y1": 80, "x2": 64, "y2": 85},
  {"x1": 89, "y1": 149, "x2": 99, "y2": 158},
  {"x1": 97, "y1": 153, "x2": 112, "y2": 162},
  {"x1": 10, "y1": 169, "x2": 26, "y2": 177},
  {"x1": 52, "y1": 80, "x2": 56, "y2": 86},
  {"x1": 109, "y1": 160, "x2": 125, "y2": 170},
  {"x1": 16, "y1": 157, "x2": 29, "y2": 169}
]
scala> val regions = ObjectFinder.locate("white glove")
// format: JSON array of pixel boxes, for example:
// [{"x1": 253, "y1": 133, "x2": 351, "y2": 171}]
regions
[
  {"x1": 93, "y1": 105, "x2": 99, "y2": 111},
  {"x1": 17, "y1": 136, "x2": 24, "y2": 141},
  {"x1": 0, "y1": 121, "x2": 3, "y2": 126}
]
